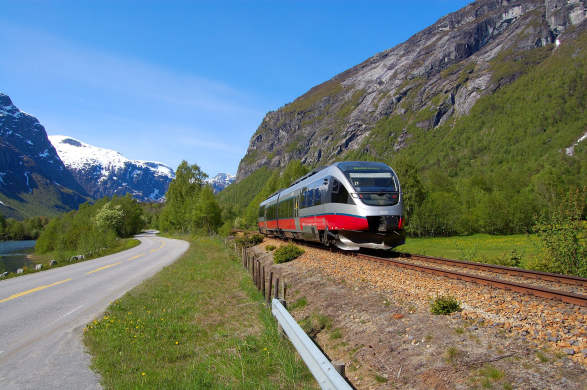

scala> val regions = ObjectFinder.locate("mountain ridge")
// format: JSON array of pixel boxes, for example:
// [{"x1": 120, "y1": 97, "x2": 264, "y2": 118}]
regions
[
  {"x1": 236, "y1": 0, "x2": 585, "y2": 181},
  {"x1": 49, "y1": 135, "x2": 175, "y2": 203},
  {"x1": 0, "y1": 93, "x2": 89, "y2": 219}
]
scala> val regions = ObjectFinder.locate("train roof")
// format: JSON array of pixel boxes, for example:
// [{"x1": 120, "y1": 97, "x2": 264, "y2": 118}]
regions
[{"x1": 259, "y1": 161, "x2": 395, "y2": 207}]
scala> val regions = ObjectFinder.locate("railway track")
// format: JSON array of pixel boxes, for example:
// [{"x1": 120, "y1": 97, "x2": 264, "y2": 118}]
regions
[
  {"x1": 270, "y1": 236, "x2": 587, "y2": 307},
  {"x1": 355, "y1": 252, "x2": 587, "y2": 307}
]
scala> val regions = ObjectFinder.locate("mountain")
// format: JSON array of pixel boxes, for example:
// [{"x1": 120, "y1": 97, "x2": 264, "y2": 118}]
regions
[
  {"x1": 0, "y1": 93, "x2": 89, "y2": 219},
  {"x1": 49, "y1": 135, "x2": 175, "y2": 202},
  {"x1": 206, "y1": 173, "x2": 235, "y2": 193},
  {"x1": 236, "y1": 0, "x2": 586, "y2": 180}
]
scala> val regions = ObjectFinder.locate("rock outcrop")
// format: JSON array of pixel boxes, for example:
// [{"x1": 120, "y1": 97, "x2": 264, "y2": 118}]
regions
[
  {"x1": 236, "y1": 0, "x2": 585, "y2": 181},
  {"x1": 0, "y1": 93, "x2": 89, "y2": 218}
]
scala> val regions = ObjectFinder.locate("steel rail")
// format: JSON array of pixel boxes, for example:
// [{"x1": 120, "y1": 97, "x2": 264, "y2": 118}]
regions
[
  {"x1": 355, "y1": 253, "x2": 587, "y2": 307},
  {"x1": 399, "y1": 253, "x2": 587, "y2": 287},
  {"x1": 266, "y1": 236, "x2": 587, "y2": 307}
]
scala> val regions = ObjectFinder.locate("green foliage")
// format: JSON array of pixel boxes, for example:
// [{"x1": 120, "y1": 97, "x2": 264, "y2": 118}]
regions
[
  {"x1": 273, "y1": 244, "x2": 304, "y2": 264},
  {"x1": 532, "y1": 189, "x2": 586, "y2": 277},
  {"x1": 242, "y1": 160, "x2": 309, "y2": 227},
  {"x1": 35, "y1": 195, "x2": 145, "y2": 256},
  {"x1": 95, "y1": 203, "x2": 124, "y2": 233},
  {"x1": 430, "y1": 295, "x2": 461, "y2": 315},
  {"x1": 217, "y1": 166, "x2": 273, "y2": 216},
  {"x1": 0, "y1": 215, "x2": 49, "y2": 241},
  {"x1": 289, "y1": 296, "x2": 307, "y2": 310},
  {"x1": 235, "y1": 233, "x2": 264, "y2": 248},
  {"x1": 265, "y1": 244, "x2": 276, "y2": 252},
  {"x1": 83, "y1": 236, "x2": 315, "y2": 389},
  {"x1": 159, "y1": 161, "x2": 223, "y2": 234}
]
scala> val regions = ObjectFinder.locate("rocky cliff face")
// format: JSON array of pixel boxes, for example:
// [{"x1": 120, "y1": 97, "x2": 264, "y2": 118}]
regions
[
  {"x1": 236, "y1": 0, "x2": 585, "y2": 181},
  {"x1": 0, "y1": 93, "x2": 89, "y2": 218},
  {"x1": 49, "y1": 135, "x2": 175, "y2": 202}
]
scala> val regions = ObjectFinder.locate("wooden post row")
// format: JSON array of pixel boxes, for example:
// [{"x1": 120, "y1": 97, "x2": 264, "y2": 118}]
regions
[{"x1": 268, "y1": 272, "x2": 273, "y2": 304}]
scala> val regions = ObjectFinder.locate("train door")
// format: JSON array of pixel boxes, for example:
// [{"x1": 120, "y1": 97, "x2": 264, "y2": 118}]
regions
[{"x1": 294, "y1": 191, "x2": 300, "y2": 232}]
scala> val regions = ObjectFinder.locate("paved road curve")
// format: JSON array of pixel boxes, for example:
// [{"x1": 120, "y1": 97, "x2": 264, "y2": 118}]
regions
[{"x1": 0, "y1": 232, "x2": 189, "y2": 389}]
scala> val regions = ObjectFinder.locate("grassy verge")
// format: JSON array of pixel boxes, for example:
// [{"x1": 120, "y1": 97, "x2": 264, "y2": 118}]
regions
[
  {"x1": 1, "y1": 238, "x2": 141, "y2": 280},
  {"x1": 396, "y1": 233, "x2": 540, "y2": 269},
  {"x1": 84, "y1": 235, "x2": 316, "y2": 389}
]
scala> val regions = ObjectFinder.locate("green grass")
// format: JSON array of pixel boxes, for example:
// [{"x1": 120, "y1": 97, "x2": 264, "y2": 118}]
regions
[
  {"x1": 289, "y1": 296, "x2": 308, "y2": 310},
  {"x1": 84, "y1": 236, "x2": 317, "y2": 389},
  {"x1": 3, "y1": 238, "x2": 140, "y2": 280},
  {"x1": 396, "y1": 233, "x2": 541, "y2": 269}
]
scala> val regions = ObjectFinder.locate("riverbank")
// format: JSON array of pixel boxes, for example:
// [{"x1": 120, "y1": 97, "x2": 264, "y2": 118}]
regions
[{"x1": 0, "y1": 238, "x2": 140, "y2": 280}]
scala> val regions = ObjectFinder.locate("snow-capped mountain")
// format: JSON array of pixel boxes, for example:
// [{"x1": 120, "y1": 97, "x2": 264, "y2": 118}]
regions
[
  {"x1": 49, "y1": 135, "x2": 175, "y2": 202},
  {"x1": 206, "y1": 173, "x2": 235, "y2": 193},
  {"x1": 0, "y1": 93, "x2": 88, "y2": 218}
]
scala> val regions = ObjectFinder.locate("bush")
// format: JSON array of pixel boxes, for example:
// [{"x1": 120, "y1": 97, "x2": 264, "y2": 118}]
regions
[
  {"x1": 273, "y1": 244, "x2": 304, "y2": 264},
  {"x1": 430, "y1": 295, "x2": 462, "y2": 315},
  {"x1": 532, "y1": 190, "x2": 586, "y2": 277},
  {"x1": 235, "y1": 233, "x2": 264, "y2": 248},
  {"x1": 265, "y1": 245, "x2": 276, "y2": 252}
]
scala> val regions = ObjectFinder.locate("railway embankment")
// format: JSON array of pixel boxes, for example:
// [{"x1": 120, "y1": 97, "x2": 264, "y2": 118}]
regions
[{"x1": 254, "y1": 237, "x2": 587, "y2": 389}]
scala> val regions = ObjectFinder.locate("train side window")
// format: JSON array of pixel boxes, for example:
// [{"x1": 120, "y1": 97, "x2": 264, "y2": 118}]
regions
[
  {"x1": 259, "y1": 206, "x2": 264, "y2": 218},
  {"x1": 331, "y1": 179, "x2": 354, "y2": 204},
  {"x1": 314, "y1": 188, "x2": 321, "y2": 205}
]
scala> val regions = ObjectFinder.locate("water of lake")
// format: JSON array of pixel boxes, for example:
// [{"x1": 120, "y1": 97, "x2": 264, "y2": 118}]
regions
[{"x1": 0, "y1": 240, "x2": 36, "y2": 273}]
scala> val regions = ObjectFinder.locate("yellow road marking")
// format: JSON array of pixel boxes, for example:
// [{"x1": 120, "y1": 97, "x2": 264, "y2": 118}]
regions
[
  {"x1": 128, "y1": 253, "x2": 144, "y2": 261},
  {"x1": 0, "y1": 278, "x2": 72, "y2": 303},
  {"x1": 86, "y1": 262, "x2": 121, "y2": 275}
]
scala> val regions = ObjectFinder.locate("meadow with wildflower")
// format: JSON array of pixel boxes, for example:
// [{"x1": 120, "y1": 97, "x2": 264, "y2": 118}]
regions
[{"x1": 84, "y1": 236, "x2": 317, "y2": 389}]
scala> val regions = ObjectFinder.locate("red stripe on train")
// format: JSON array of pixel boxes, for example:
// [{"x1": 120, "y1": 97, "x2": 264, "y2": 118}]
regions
[{"x1": 260, "y1": 214, "x2": 369, "y2": 231}]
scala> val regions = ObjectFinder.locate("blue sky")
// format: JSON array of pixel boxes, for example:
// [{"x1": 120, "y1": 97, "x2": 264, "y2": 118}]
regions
[{"x1": 0, "y1": 0, "x2": 471, "y2": 176}]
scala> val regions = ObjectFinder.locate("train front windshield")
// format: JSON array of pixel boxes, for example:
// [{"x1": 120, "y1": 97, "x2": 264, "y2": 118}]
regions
[{"x1": 339, "y1": 162, "x2": 399, "y2": 206}]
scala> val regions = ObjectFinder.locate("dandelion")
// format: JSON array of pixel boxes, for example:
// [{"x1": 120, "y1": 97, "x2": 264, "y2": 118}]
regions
[
  {"x1": 141, "y1": 372, "x2": 146, "y2": 376},
  {"x1": 175, "y1": 341, "x2": 179, "y2": 345}
]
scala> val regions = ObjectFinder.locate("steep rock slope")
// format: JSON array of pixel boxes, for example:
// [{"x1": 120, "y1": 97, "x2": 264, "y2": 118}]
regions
[
  {"x1": 49, "y1": 135, "x2": 175, "y2": 202},
  {"x1": 0, "y1": 93, "x2": 89, "y2": 219},
  {"x1": 237, "y1": 0, "x2": 585, "y2": 180}
]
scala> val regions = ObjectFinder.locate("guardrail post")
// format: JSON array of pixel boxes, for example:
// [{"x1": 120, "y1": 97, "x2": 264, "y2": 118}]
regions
[
  {"x1": 271, "y1": 299, "x2": 352, "y2": 389},
  {"x1": 333, "y1": 361, "x2": 345, "y2": 377}
]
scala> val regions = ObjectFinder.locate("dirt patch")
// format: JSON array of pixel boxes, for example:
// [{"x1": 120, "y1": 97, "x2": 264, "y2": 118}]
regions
[{"x1": 252, "y1": 238, "x2": 586, "y2": 389}]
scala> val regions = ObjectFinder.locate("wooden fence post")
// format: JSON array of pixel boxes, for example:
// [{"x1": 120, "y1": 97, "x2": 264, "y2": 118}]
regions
[
  {"x1": 268, "y1": 272, "x2": 273, "y2": 304},
  {"x1": 262, "y1": 266, "x2": 266, "y2": 298},
  {"x1": 275, "y1": 277, "x2": 280, "y2": 299}
]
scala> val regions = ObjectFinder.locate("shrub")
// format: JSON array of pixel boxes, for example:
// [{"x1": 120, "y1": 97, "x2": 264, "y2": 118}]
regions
[
  {"x1": 532, "y1": 190, "x2": 586, "y2": 277},
  {"x1": 235, "y1": 233, "x2": 264, "y2": 248},
  {"x1": 430, "y1": 295, "x2": 462, "y2": 315},
  {"x1": 265, "y1": 245, "x2": 276, "y2": 252},
  {"x1": 273, "y1": 244, "x2": 305, "y2": 264}
]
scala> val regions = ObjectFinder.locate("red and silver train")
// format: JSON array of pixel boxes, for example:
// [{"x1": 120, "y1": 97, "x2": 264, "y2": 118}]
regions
[{"x1": 258, "y1": 161, "x2": 405, "y2": 250}]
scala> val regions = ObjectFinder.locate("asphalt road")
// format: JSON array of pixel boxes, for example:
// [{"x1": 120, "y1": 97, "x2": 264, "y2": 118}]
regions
[{"x1": 0, "y1": 232, "x2": 189, "y2": 390}]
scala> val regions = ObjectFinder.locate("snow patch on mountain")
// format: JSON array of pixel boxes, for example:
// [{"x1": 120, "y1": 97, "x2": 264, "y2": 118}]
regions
[
  {"x1": 49, "y1": 135, "x2": 174, "y2": 180},
  {"x1": 49, "y1": 135, "x2": 175, "y2": 202},
  {"x1": 206, "y1": 173, "x2": 235, "y2": 193}
]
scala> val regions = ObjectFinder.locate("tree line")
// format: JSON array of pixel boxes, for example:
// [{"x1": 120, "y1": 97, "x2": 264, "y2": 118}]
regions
[
  {"x1": 35, "y1": 194, "x2": 145, "y2": 258},
  {"x1": 0, "y1": 215, "x2": 49, "y2": 241}
]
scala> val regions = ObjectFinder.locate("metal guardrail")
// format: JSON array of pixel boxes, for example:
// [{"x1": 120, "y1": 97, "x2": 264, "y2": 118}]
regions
[{"x1": 271, "y1": 298, "x2": 351, "y2": 390}]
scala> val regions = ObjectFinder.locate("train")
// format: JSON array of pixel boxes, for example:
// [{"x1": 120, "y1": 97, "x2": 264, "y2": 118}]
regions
[{"x1": 257, "y1": 161, "x2": 405, "y2": 250}]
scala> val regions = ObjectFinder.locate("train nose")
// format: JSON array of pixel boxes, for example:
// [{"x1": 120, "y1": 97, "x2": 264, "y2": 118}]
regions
[{"x1": 367, "y1": 215, "x2": 401, "y2": 232}]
